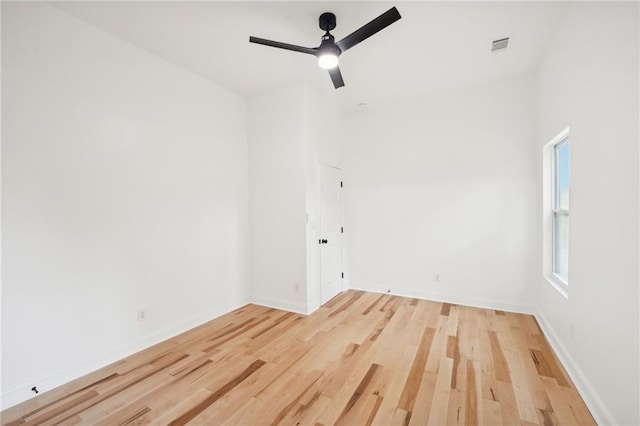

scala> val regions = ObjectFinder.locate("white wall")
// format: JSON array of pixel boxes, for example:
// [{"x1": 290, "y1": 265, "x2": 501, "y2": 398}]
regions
[
  {"x1": 535, "y1": 3, "x2": 639, "y2": 425},
  {"x1": 343, "y1": 76, "x2": 538, "y2": 312},
  {"x1": 248, "y1": 86, "x2": 308, "y2": 313},
  {"x1": 248, "y1": 86, "x2": 344, "y2": 314},
  {"x1": 2, "y1": 3, "x2": 249, "y2": 408},
  {"x1": 304, "y1": 88, "x2": 344, "y2": 312}
]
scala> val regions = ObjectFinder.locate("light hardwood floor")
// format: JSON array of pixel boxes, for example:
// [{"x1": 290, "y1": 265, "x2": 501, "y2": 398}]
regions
[{"x1": 2, "y1": 291, "x2": 595, "y2": 425}]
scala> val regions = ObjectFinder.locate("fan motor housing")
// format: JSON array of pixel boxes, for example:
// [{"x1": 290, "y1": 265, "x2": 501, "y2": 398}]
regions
[{"x1": 319, "y1": 12, "x2": 336, "y2": 32}]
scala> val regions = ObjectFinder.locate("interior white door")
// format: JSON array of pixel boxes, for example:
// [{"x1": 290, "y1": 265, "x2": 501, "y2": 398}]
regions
[{"x1": 318, "y1": 163, "x2": 344, "y2": 305}]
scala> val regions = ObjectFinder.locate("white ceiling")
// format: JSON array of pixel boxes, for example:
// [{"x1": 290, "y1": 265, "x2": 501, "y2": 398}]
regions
[{"x1": 52, "y1": 1, "x2": 571, "y2": 110}]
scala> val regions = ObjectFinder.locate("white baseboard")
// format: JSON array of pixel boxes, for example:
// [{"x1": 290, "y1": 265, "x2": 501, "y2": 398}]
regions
[
  {"x1": 534, "y1": 310, "x2": 617, "y2": 426},
  {"x1": 1, "y1": 298, "x2": 250, "y2": 411},
  {"x1": 347, "y1": 283, "x2": 533, "y2": 314},
  {"x1": 250, "y1": 295, "x2": 310, "y2": 315}
]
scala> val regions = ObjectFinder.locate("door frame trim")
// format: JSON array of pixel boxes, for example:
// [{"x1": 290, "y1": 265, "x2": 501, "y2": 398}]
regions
[{"x1": 316, "y1": 162, "x2": 345, "y2": 307}]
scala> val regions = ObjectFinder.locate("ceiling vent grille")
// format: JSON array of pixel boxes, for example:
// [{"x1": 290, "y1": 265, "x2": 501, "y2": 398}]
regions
[{"x1": 491, "y1": 37, "x2": 509, "y2": 52}]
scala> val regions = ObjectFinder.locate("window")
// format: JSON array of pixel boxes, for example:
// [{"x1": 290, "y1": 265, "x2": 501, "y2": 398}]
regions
[
  {"x1": 553, "y1": 138, "x2": 570, "y2": 282},
  {"x1": 543, "y1": 127, "x2": 570, "y2": 296}
]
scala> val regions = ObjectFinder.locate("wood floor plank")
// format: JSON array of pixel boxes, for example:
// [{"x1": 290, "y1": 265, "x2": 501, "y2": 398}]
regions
[
  {"x1": 489, "y1": 330, "x2": 512, "y2": 383},
  {"x1": 362, "y1": 293, "x2": 387, "y2": 315},
  {"x1": 219, "y1": 396, "x2": 265, "y2": 426},
  {"x1": 503, "y1": 349, "x2": 539, "y2": 424},
  {"x1": 1, "y1": 291, "x2": 595, "y2": 426},
  {"x1": 369, "y1": 367, "x2": 411, "y2": 426},
  {"x1": 334, "y1": 363, "x2": 383, "y2": 426},
  {"x1": 447, "y1": 387, "x2": 466, "y2": 426},
  {"x1": 457, "y1": 307, "x2": 479, "y2": 362},
  {"x1": 560, "y1": 386, "x2": 597, "y2": 424},
  {"x1": 268, "y1": 373, "x2": 332, "y2": 426},
  {"x1": 465, "y1": 359, "x2": 480, "y2": 426},
  {"x1": 390, "y1": 408, "x2": 412, "y2": 426},
  {"x1": 397, "y1": 326, "x2": 435, "y2": 411},
  {"x1": 531, "y1": 341, "x2": 572, "y2": 388},
  {"x1": 93, "y1": 403, "x2": 151, "y2": 426},
  {"x1": 541, "y1": 376, "x2": 579, "y2": 425},
  {"x1": 479, "y1": 326, "x2": 499, "y2": 403},
  {"x1": 182, "y1": 363, "x2": 280, "y2": 424},
  {"x1": 426, "y1": 314, "x2": 450, "y2": 373},
  {"x1": 167, "y1": 359, "x2": 266, "y2": 425},
  {"x1": 496, "y1": 380, "x2": 521, "y2": 425},
  {"x1": 368, "y1": 309, "x2": 406, "y2": 355},
  {"x1": 257, "y1": 369, "x2": 324, "y2": 425},
  {"x1": 447, "y1": 305, "x2": 460, "y2": 336},
  {"x1": 314, "y1": 358, "x2": 377, "y2": 425},
  {"x1": 481, "y1": 398, "x2": 503, "y2": 426},
  {"x1": 406, "y1": 370, "x2": 437, "y2": 426},
  {"x1": 427, "y1": 356, "x2": 454, "y2": 424}
]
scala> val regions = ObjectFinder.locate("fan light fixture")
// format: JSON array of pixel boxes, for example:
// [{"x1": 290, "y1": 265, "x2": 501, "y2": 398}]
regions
[
  {"x1": 249, "y1": 7, "x2": 402, "y2": 89},
  {"x1": 317, "y1": 34, "x2": 341, "y2": 69},
  {"x1": 318, "y1": 53, "x2": 339, "y2": 69}
]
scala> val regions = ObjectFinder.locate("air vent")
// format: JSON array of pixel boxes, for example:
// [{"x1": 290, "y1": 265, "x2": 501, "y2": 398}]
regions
[{"x1": 491, "y1": 37, "x2": 509, "y2": 52}]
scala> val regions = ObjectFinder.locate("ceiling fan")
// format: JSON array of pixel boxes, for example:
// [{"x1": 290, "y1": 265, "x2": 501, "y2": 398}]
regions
[{"x1": 249, "y1": 7, "x2": 402, "y2": 89}]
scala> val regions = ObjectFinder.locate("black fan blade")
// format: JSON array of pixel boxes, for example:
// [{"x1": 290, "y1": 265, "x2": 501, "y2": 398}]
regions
[
  {"x1": 249, "y1": 36, "x2": 317, "y2": 55},
  {"x1": 336, "y1": 7, "x2": 401, "y2": 53},
  {"x1": 328, "y1": 66, "x2": 345, "y2": 89}
]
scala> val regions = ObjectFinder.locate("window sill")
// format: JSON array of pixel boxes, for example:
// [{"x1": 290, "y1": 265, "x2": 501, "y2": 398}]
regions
[{"x1": 544, "y1": 274, "x2": 568, "y2": 299}]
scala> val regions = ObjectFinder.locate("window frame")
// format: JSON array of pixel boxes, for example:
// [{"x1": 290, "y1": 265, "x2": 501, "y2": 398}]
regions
[
  {"x1": 551, "y1": 137, "x2": 570, "y2": 286},
  {"x1": 543, "y1": 127, "x2": 570, "y2": 297}
]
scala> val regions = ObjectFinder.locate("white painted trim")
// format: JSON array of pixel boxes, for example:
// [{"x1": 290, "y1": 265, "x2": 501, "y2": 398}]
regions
[
  {"x1": 250, "y1": 295, "x2": 310, "y2": 315},
  {"x1": 547, "y1": 126, "x2": 571, "y2": 147},
  {"x1": 534, "y1": 309, "x2": 617, "y2": 426},
  {"x1": 348, "y1": 283, "x2": 532, "y2": 314},
  {"x1": 544, "y1": 274, "x2": 569, "y2": 299},
  {"x1": 1, "y1": 298, "x2": 250, "y2": 410}
]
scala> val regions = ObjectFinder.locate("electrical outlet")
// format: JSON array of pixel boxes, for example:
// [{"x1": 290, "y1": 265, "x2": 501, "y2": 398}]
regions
[
  {"x1": 294, "y1": 282, "x2": 300, "y2": 292},
  {"x1": 433, "y1": 273, "x2": 441, "y2": 283},
  {"x1": 137, "y1": 309, "x2": 146, "y2": 322}
]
